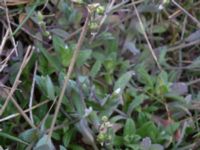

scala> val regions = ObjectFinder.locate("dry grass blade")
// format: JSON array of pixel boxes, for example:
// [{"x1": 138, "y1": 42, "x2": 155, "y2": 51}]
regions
[
  {"x1": 38, "y1": 98, "x2": 56, "y2": 128},
  {"x1": 167, "y1": 39, "x2": 200, "y2": 52},
  {"x1": 172, "y1": 0, "x2": 200, "y2": 28},
  {"x1": 0, "y1": 100, "x2": 50, "y2": 123},
  {"x1": 0, "y1": 46, "x2": 33, "y2": 116},
  {"x1": 0, "y1": 87, "x2": 36, "y2": 128},
  {"x1": 186, "y1": 78, "x2": 200, "y2": 86},
  {"x1": 29, "y1": 61, "x2": 38, "y2": 124},
  {"x1": 0, "y1": 0, "x2": 30, "y2": 6},
  {"x1": 4, "y1": 0, "x2": 18, "y2": 55},
  {"x1": 132, "y1": 0, "x2": 162, "y2": 71},
  {"x1": 0, "y1": 43, "x2": 18, "y2": 72},
  {"x1": 0, "y1": 29, "x2": 9, "y2": 55},
  {"x1": 47, "y1": 10, "x2": 91, "y2": 140}
]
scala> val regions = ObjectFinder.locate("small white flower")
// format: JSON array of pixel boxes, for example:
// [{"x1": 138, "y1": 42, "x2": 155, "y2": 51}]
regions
[
  {"x1": 114, "y1": 88, "x2": 121, "y2": 95},
  {"x1": 158, "y1": 4, "x2": 164, "y2": 10},
  {"x1": 161, "y1": 131, "x2": 166, "y2": 135},
  {"x1": 64, "y1": 45, "x2": 69, "y2": 49},
  {"x1": 105, "y1": 122, "x2": 113, "y2": 128},
  {"x1": 83, "y1": 107, "x2": 93, "y2": 117},
  {"x1": 132, "y1": 71, "x2": 136, "y2": 76},
  {"x1": 48, "y1": 35, "x2": 52, "y2": 40}
]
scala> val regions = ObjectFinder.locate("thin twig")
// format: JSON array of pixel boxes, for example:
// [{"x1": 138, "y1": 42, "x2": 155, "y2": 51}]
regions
[
  {"x1": 10, "y1": 96, "x2": 36, "y2": 128},
  {"x1": 46, "y1": 119, "x2": 80, "y2": 134},
  {"x1": 0, "y1": 29, "x2": 9, "y2": 55},
  {"x1": 0, "y1": 46, "x2": 33, "y2": 116},
  {"x1": 186, "y1": 78, "x2": 200, "y2": 86},
  {"x1": 132, "y1": 0, "x2": 162, "y2": 70},
  {"x1": 29, "y1": 61, "x2": 38, "y2": 124},
  {"x1": 0, "y1": 100, "x2": 49, "y2": 122},
  {"x1": 64, "y1": 27, "x2": 82, "y2": 41},
  {"x1": 3, "y1": 0, "x2": 18, "y2": 55},
  {"x1": 48, "y1": 27, "x2": 82, "y2": 51},
  {"x1": 38, "y1": 97, "x2": 56, "y2": 128},
  {"x1": 0, "y1": 45, "x2": 17, "y2": 72},
  {"x1": 1, "y1": 87, "x2": 36, "y2": 128},
  {"x1": 12, "y1": 1, "x2": 39, "y2": 36},
  {"x1": 4, "y1": 0, "x2": 18, "y2": 55},
  {"x1": 10, "y1": 21, "x2": 49, "y2": 45},
  {"x1": 172, "y1": 0, "x2": 200, "y2": 28},
  {"x1": 41, "y1": 0, "x2": 49, "y2": 12},
  {"x1": 47, "y1": 9, "x2": 90, "y2": 140},
  {"x1": 167, "y1": 39, "x2": 200, "y2": 52}
]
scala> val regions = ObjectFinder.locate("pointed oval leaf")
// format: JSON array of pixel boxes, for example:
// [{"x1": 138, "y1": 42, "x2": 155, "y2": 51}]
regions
[{"x1": 114, "y1": 71, "x2": 134, "y2": 91}]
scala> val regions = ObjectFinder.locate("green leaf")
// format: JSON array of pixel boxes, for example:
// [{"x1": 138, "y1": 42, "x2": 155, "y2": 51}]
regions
[
  {"x1": 12, "y1": 1, "x2": 39, "y2": 35},
  {"x1": 53, "y1": 35, "x2": 65, "y2": 53},
  {"x1": 76, "y1": 119, "x2": 95, "y2": 145},
  {"x1": 90, "y1": 60, "x2": 102, "y2": 77},
  {"x1": 0, "y1": 131, "x2": 28, "y2": 145},
  {"x1": 136, "y1": 65, "x2": 154, "y2": 87},
  {"x1": 70, "y1": 145, "x2": 85, "y2": 150},
  {"x1": 127, "y1": 144, "x2": 141, "y2": 150},
  {"x1": 113, "y1": 135, "x2": 124, "y2": 146},
  {"x1": 35, "y1": 75, "x2": 56, "y2": 100},
  {"x1": 38, "y1": 54, "x2": 55, "y2": 75},
  {"x1": 158, "y1": 71, "x2": 168, "y2": 84},
  {"x1": 149, "y1": 144, "x2": 164, "y2": 150},
  {"x1": 77, "y1": 50, "x2": 92, "y2": 67},
  {"x1": 38, "y1": 44, "x2": 62, "y2": 71},
  {"x1": 92, "y1": 51, "x2": 105, "y2": 61},
  {"x1": 46, "y1": 76, "x2": 56, "y2": 100},
  {"x1": 165, "y1": 122, "x2": 179, "y2": 135},
  {"x1": 158, "y1": 47, "x2": 167, "y2": 66},
  {"x1": 62, "y1": 48, "x2": 73, "y2": 67},
  {"x1": 19, "y1": 128, "x2": 40, "y2": 143},
  {"x1": 127, "y1": 94, "x2": 148, "y2": 115},
  {"x1": 124, "y1": 118, "x2": 136, "y2": 136},
  {"x1": 114, "y1": 71, "x2": 134, "y2": 91},
  {"x1": 51, "y1": 29, "x2": 69, "y2": 39},
  {"x1": 63, "y1": 129, "x2": 75, "y2": 147},
  {"x1": 60, "y1": 145, "x2": 67, "y2": 150},
  {"x1": 33, "y1": 134, "x2": 55, "y2": 150},
  {"x1": 151, "y1": 23, "x2": 169, "y2": 34},
  {"x1": 137, "y1": 122, "x2": 159, "y2": 141},
  {"x1": 53, "y1": 35, "x2": 73, "y2": 67},
  {"x1": 104, "y1": 59, "x2": 116, "y2": 74}
]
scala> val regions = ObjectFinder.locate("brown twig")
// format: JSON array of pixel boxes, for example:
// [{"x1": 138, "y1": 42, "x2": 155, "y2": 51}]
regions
[
  {"x1": 0, "y1": 44, "x2": 17, "y2": 72},
  {"x1": 186, "y1": 78, "x2": 200, "y2": 86},
  {"x1": 0, "y1": 46, "x2": 33, "y2": 116},
  {"x1": 167, "y1": 39, "x2": 200, "y2": 52},
  {"x1": 64, "y1": 27, "x2": 82, "y2": 41},
  {"x1": 10, "y1": 21, "x2": 49, "y2": 45},
  {"x1": 0, "y1": 29, "x2": 9, "y2": 55},
  {"x1": 3, "y1": 0, "x2": 18, "y2": 55},
  {"x1": 1, "y1": 87, "x2": 36, "y2": 128},
  {"x1": 0, "y1": 100, "x2": 50, "y2": 122},
  {"x1": 172, "y1": 0, "x2": 200, "y2": 28},
  {"x1": 47, "y1": 9, "x2": 90, "y2": 140},
  {"x1": 132, "y1": 0, "x2": 162, "y2": 71}
]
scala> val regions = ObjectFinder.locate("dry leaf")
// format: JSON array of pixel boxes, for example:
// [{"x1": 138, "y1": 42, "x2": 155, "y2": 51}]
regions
[{"x1": 18, "y1": 13, "x2": 34, "y2": 29}]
